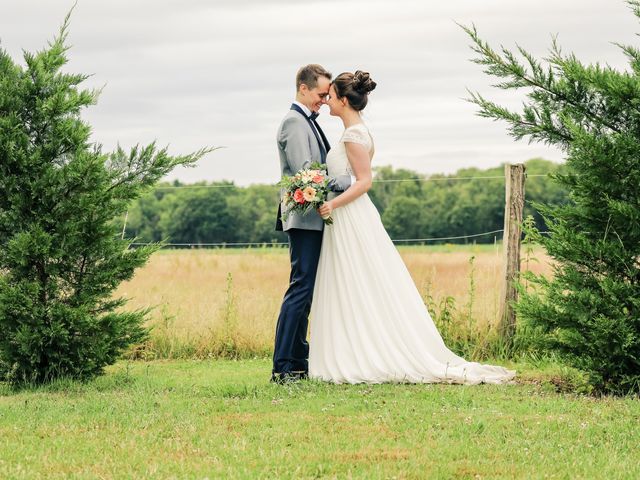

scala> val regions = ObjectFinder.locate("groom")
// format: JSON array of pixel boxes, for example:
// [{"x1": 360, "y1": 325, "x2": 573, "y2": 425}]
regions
[{"x1": 272, "y1": 64, "x2": 352, "y2": 383}]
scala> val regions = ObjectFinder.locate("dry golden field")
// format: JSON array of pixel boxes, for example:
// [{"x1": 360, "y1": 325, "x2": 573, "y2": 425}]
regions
[{"x1": 114, "y1": 245, "x2": 552, "y2": 359}]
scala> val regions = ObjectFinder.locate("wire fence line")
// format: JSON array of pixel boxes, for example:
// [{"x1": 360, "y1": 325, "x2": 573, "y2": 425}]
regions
[
  {"x1": 390, "y1": 229, "x2": 506, "y2": 243},
  {"x1": 151, "y1": 173, "x2": 552, "y2": 190},
  {"x1": 127, "y1": 229, "x2": 508, "y2": 248}
]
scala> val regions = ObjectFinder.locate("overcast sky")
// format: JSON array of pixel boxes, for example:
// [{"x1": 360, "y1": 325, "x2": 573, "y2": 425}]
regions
[{"x1": 1, "y1": 0, "x2": 637, "y2": 185}]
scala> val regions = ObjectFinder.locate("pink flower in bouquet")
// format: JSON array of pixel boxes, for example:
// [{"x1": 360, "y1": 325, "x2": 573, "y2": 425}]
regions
[
  {"x1": 302, "y1": 186, "x2": 317, "y2": 202},
  {"x1": 312, "y1": 173, "x2": 324, "y2": 184},
  {"x1": 293, "y1": 188, "x2": 305, "y2": 204}
]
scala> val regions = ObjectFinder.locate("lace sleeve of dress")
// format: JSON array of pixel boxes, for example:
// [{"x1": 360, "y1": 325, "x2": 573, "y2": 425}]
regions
[{"x1": 342, "y1": 125, "x2": 371, "y2": 148}]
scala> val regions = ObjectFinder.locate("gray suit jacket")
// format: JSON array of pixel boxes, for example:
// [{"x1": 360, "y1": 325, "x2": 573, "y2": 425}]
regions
[{"x1": 275, "y1": 107, "x2": 350, "y2": 232}]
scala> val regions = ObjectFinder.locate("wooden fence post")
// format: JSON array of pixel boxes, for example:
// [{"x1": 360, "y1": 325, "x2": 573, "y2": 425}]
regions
[{"x1": 499, "y1": 163, "x2": 526, "y2": 342}]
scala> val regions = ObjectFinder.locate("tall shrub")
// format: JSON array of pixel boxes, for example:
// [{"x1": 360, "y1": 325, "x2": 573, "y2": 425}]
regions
[
  {"x1": 0, "y1": 14, "x2": 210, "y2": 384},
  {"x1": 464, "y1": 1, "x2": 640, "y2": 394}
]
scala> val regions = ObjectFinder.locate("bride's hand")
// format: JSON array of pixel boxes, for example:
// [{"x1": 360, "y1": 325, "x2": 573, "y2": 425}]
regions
[{"x1": 318, "y1": 200, "x2": 334, "y2": 218}]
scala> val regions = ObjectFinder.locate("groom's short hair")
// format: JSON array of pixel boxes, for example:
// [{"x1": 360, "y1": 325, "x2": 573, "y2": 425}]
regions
[{"x1": 296, "y1": 64, "x2": 332, "y2": 91}]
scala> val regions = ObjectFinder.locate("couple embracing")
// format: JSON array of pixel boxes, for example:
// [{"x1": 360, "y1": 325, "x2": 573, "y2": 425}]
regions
[{"x1": 272, "y1": 64, "x2": 515, "y2": 385}]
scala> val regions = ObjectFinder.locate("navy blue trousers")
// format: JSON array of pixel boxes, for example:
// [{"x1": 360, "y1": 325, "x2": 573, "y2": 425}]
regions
[{"x1": 272, "y1": 228, "x2": 323, "y2": 375}]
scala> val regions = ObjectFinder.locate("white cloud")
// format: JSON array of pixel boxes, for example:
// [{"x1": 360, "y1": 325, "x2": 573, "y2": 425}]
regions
[{"x1": 1, "y1": 0, "x2": 637, "y2": 184}]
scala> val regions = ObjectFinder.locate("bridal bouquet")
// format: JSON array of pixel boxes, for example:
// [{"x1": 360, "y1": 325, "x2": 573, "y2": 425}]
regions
[{"x1": 279, "y1": 162, "x2": 333, "y2": 225}]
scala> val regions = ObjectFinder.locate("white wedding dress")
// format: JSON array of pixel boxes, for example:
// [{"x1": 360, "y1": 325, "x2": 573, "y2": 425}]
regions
[{"x1": 309, "y1": 123, "x2": 516, "y2": 384}]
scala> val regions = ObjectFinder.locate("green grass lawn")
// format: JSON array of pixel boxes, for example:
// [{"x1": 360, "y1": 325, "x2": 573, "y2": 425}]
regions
[{"x1": 0, "y1": 359, "x2": 638, "y2": 479}]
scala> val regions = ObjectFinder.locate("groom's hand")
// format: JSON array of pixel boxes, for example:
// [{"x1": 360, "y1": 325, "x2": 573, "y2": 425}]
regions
[{"x1": 327, "y1": 174, "x2": 353, "y2": 192}]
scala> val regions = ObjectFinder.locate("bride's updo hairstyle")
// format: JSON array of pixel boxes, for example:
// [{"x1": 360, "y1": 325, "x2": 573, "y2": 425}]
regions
[{"x1": 332, "y1": 70, "x2": 377, "y2": 111}]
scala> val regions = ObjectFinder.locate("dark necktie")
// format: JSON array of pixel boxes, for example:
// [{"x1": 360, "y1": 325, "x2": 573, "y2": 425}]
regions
[{"x1": 308, "y1": 111, "x2": 330, "y2": 154}]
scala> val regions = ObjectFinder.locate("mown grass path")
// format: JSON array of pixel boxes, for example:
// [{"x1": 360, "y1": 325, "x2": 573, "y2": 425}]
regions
[{"x1": 1, "y1": 359, "x2": 638, "y2": 479}]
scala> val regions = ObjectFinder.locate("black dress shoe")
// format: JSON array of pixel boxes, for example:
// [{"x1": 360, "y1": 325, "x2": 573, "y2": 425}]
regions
[{"x1": 271, "y1": 371, "x2": 308, "y2": 384}]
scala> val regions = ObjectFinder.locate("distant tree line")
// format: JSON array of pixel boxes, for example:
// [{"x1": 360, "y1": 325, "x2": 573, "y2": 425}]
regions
[{"x1": 123, "y1": 158, "x2": 568, "y2": 245}]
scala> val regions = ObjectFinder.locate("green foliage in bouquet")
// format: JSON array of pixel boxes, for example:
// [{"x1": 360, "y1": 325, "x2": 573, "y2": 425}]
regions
[{"x1": 278, "y1": 162, "x2": 333, "y2": 224}]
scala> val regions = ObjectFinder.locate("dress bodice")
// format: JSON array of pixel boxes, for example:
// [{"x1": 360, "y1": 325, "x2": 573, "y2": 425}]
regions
[{"x1": 325, "y1": 123, "x2": 374, "y2": 178}]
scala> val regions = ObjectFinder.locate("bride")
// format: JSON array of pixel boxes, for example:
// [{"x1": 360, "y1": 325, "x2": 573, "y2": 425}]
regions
[{"x1": 309, "y1": 71, "x2": 515, "y2": 385}]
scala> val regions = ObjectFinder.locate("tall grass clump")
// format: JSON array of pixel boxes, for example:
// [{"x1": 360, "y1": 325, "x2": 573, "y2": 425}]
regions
[{"x1": 424, "y1": 256, "x2": 508, "y2": 360}]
